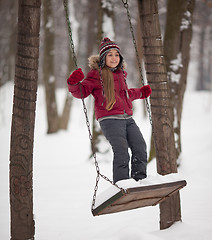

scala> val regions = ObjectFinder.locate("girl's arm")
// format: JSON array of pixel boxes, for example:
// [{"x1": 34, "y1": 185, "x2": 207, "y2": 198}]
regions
[
  {"x1": 67, "y1": 69, "x2": 100, "y2": 99},
  {"x1": 123, "y1": 71, "x2": 151, "y2": 101},
  {"x1": 128, "y1": 85, "x2": 152, "y2": 101}
]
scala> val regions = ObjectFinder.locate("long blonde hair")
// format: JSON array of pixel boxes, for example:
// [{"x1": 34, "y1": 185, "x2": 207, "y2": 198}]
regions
[{"x1": 101, "y1": 66, "x2": 116, "y2": 111}]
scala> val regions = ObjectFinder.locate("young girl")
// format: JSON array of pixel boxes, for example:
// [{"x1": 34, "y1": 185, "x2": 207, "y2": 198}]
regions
[{"x1": 67, "y1": 37, "x2": 152, "y2": 183}]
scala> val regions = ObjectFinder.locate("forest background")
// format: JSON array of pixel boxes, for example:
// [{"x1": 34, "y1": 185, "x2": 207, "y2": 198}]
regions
[
  {"x1": 1, "y1": 0, "x2": 211, "y2": 103},
  {"x1": 0, "y1": 0, "x2": 212, "y2": 239},
  {"x1": 1, "y1": 0, "x2": 212, "y2": 160}
]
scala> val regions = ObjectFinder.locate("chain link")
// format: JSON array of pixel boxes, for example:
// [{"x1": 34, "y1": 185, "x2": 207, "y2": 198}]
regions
[
  {"x1": 79, "y1": 86, "x2": 124, "y2": 210},
  {"x1": 63, "y1": 0, "x2": 78, "y2": 69},
  {"x1": 63, "y1": 0, "x2": 123, "y2": 212},
  {"x1": 63, "y1": 0, "x2": 154, "y2": 212},
  {"x1": 121, "y1": 0, "x2": 153, "y2": 128}
]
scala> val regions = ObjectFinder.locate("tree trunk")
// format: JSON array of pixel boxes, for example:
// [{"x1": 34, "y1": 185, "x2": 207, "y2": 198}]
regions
[
  {"x1": 59, "y1": 92, "x2": 73, "y2": 130},
  {"x1": 137, "y1": 0, "x2": 181, "y2": 230},
  {"x1": 196, "y1": 27, "x2": 206, "y2": 90},
  {"x1": 97, "y1": 0, "x2": 104, "y2": 47},
  {"x1": 9, "y1": 0, "x2": 41, "y2": 239},
  {"x1": 84, "y1": 0, "x2": 101, "y2": 157},
  {"x1": 90, "y1": 0, "x2": 115, "y2": 158},
  {"x1": 8, "y1": 1, "x2": 18, "y2": 83},
  {"x1": 43, "y1": 0, "x2": 58, "y2": 133},
  {"x1": 0, "y1": 0, "x2": 18, "y2": 86},
  {"x1": 163, "y1": 0, "x2": 195, "y2": 163},
  {"x1": 210, "y1": 47, "x2": 212, "y2": 91},
  {"x1": 59, "y1": 2, "x2": 75, "y2": 130},
  {"x1": 148, "y1": 134, "x2": 156, "y2": 163}
]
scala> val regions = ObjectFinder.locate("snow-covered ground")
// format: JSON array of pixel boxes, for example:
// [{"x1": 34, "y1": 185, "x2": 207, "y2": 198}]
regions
[{"x1": 0, "y1": 82, "x2": 212, "y2": 239}]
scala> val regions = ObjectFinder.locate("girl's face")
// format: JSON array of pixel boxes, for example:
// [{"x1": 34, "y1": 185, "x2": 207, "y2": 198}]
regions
[{"x1": 105, "y1": 49, "x2": 120, "y2": 68}]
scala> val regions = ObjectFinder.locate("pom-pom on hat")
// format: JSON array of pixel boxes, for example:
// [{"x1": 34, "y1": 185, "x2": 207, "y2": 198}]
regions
[{"x1": 99, "y1": 37, "x2": 123, "y2": 68}]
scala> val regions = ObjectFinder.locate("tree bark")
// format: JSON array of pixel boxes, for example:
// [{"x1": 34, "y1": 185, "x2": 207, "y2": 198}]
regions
[
  {"x1": 9, "y1": 0, "x2": 41, "y2": 239},
  {"x1": 90, "y1": 0, "x2": 115, "y2": 158},
  {"x1": 43, "y1": 0, "x2": 58, "y2": 133},
  {"x1": 59, "y1": 92, "x2": 73, "y2": 130},
  {"x1": 58, "y1": 2, "x2": 75, "y2": 130},
  {"x1": 163, "y1": 0, "x2": 195, "y2": 162},
  {"x1": 0, "y1": 0, "x2": 18, "y2": 86},
  {"x1": 137, "y1": 0, "x2": 181, "y2": 230},
  {"x1": 196, "y1": 27, "x2": 206, "y2": 90}
]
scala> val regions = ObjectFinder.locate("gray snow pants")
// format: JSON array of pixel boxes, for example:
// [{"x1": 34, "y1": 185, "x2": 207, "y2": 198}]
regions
[{"x1": 99, "y1": 118, "x2": 147, "y2": 183}]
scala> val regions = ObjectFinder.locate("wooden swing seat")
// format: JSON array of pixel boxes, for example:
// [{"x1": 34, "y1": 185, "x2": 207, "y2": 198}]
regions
[{"x1": 92, "y1": 180, "x2": 187, "y2": 216}]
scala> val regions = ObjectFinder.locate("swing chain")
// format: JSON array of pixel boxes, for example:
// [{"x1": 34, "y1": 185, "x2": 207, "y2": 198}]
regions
[
  {"x1": 122, "y1": 0, "x2": 153, "y2": 127},
  {"x1": 79, "y1": 86, "x2": 123, "y2": 210},
  {"x1": 63, "y1": 0, "x2": 78, "y2": 69},
  {"x1": 122, "y1": 0, "x2": 144, "y2": 86},
  {"x1": 63, "y1": 0, "x2": 123, "y2": 211}
]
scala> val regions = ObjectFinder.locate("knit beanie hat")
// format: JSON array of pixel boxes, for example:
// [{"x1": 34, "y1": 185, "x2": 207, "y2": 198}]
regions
[{"x1": 99, "y1": 37, "x2": 123, "y2": 68}]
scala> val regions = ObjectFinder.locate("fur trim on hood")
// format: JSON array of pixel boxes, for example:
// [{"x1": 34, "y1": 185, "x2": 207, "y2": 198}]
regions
[{"x1": 88, "y1": 55, "x2": 127, "y2": 70}]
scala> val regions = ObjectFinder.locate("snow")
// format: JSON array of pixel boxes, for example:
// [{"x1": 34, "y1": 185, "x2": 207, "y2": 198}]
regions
[
  {"x1": 169, "y1": 52, "x2": 183, "y2": 84},
  {"x1": 102, "y1": 0, "x2": 113, "y2": 12},
  {"x1": 103, "y1": 14, "x2": 115, "y2": 40},
  {"x1": 68, "y1": 0, "x2": 79, "y2": 49},
  {"x1": 49, "y1": 75, "x2": 55, "y2": 83},
  {"x1": 0, "y1": 82, "x2": 212, "y2": 239},
  {"x1": 46, "y1": 16, "x2": 53, "y2": 29},
  {"x1": 94, "y1": 173, "x2": 185, "y2": 208},
  {"x1": 180, "y1": 11, "x2": 191, "y2": 31}
]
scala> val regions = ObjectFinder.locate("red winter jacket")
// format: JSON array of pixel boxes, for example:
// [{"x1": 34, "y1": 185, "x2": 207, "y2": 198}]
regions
[{"x1": 67, "y1": 55, "x2": 144, "y2": 120}]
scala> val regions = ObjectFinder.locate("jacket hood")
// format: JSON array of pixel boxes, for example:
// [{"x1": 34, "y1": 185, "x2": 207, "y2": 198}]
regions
[{"x1": 88, "y1": 55, "x2": 127, "y2": 70}]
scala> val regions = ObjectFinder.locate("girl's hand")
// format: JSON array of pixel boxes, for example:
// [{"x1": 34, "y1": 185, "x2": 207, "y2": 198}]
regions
[
  {"x1": 67, "y1": 68, "x2": 84, "y2": 85},
  {"x1": 140, "y1": 85, "x2": 152, "y2": 99}
]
